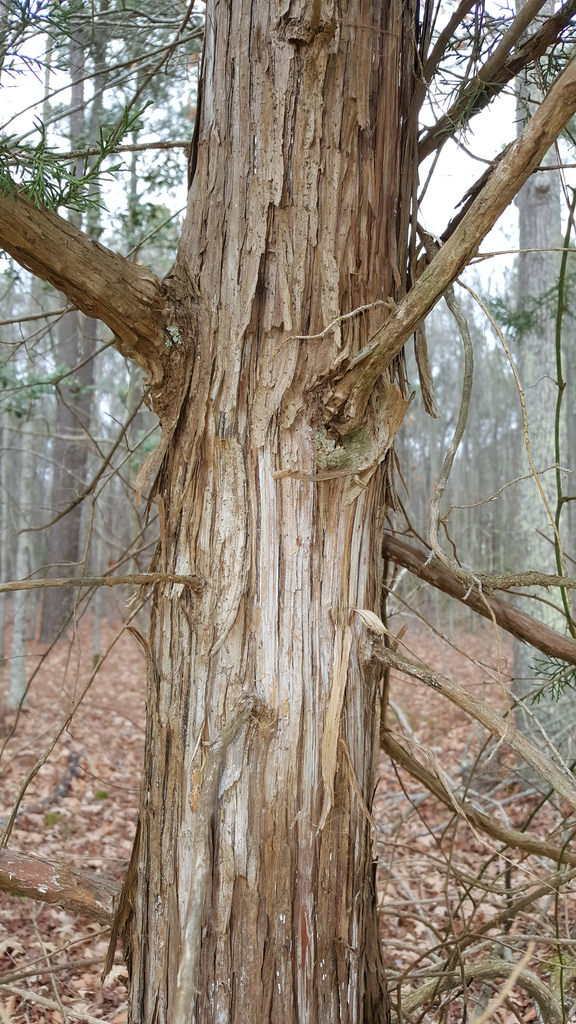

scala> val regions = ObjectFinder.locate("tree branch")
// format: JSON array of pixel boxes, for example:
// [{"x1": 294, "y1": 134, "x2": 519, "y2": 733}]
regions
[
  {"x1": 392, "y1": 957, "x2": 562, "y2": 1024},
  {"x1": 384, "y1": 533, "x2": 576, "y2": 667},
  {"x1": 382, "y1": 731, "x2": 576, "y2": 867},
  {"x1": 419, "y1": 0, "x2": 576, "y2": 163},
  {"x1": 0, "y1": 190, "x2": 166, "y2": 381},
  {"x1": 323, "y1": 57, "x2": 576, "y2": 433},
  {"x1": 0, "y1": 848, "x2": 116, "y2": 925},
  {"x1": 374, "y1": 643, "x2": 576, "y2": 810},
  {"x1": 0, "y1": 572, "x2": 203, "y2": 595}
]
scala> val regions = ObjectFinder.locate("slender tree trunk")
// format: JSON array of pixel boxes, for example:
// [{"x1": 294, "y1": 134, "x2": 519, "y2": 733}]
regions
[
  {"x1": 126, "y1": 3, "x2": 418, "y2": 1021},
  {"x1": 8, "y1": 419, "x2": 35, "y2": 707},
  {"x1": 513, "y1": 0, "x2": 564, "y2": 745},
  {"x1": 41, "y1": 21, "x2": 106, "y2": 639},
  {"x1": 0, "y1": 417, "x2": 8, "y2": 668},
  {"x1": 40, "y1": 309, "x2": 96, "y2": 639}
]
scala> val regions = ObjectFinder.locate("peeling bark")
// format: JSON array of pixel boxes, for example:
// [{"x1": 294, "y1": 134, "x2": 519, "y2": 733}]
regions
[{"x1": 126, "y1": 3, "x2": 418, "y2": 1021}]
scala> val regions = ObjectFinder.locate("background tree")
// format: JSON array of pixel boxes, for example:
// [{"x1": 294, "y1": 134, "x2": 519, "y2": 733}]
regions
[{"x1": 511, "y1": 0, "x2": 570, "y2": 752}]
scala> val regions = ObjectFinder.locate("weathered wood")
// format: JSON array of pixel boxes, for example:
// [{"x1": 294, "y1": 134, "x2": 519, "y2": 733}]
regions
[
  {"x1": 126, "y1": 3, "x2": 419, "y2": 1021},
  {"x1": 384, "y1": 533, "x2": 576, "y2": 666},
  {"x1": 0, "y1": 848, "x2": 116, "y2": 925}
]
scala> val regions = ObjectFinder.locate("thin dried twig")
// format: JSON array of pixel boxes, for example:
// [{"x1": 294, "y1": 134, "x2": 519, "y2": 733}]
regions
[
  {"x1": 392, "y1": 953, "x2": 560, "y2": 1023},
  {"x1": 0, "y1": 571, "x2": 203, "y2": 595},
  {"x1": 460, "y1": 279, "x2": 572, "y2": 591},
  {"x1": 373, "y1": 642, "x2": 576, "y2": 809},
  {"x1": 275, "y1": 299, "x2": 391, "y2": 352},
  {"x1": 383, "y1": 731, "x2": 576, "y2": 867},
  {"x1": 427, "y1": 284, "x2": 474, "y2": 576}
]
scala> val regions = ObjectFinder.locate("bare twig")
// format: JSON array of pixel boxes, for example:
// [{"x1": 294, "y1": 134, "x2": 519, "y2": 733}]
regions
[
  {"x1": 391, "y1": 953, "x2": 560, "y2": 1023},
  {"x1": 383, "y1": 533, "x2": 576, "y2": 666},
  {"x1": 0, "y1": 571, "x2": 203, "y2": 595},
  {"x1": 44, "y1": 140, "x2": 191, "y2": 159},
  {"x1": 277, "y1": 300, "x2": 391, "y2": 349},
  {"x1": 419, "y1": 0, "x2": 576, "y2": 162},
  {"x1": 0, "y1": 985, "x2": 109, "y2": 1024},
  {"x1": 460, "y1": 279, "x2": 573, "y2": 594},
  {"x1": 0, "y1": 602, "x2": 149, "y2": 847},
  {"x1": 382, "y1": 731, "x2": 576, "y2": 867},
  {"x1": 427, "y1": 284, "x2": 473, "y2": 575},
  {"x1": 373, "y1": 643, "x2": 576, "y2": 809}
]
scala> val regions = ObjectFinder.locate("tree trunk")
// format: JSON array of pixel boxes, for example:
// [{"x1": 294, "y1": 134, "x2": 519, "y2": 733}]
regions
[
  {"x1": 512, "y1": 0, "x2": 565, "y2": 749},
  {"x1": 1, "y1": 5, "x2": 576, "y2": 1022},
  {"x1": 8, "y1": 419, "x2": 35, "y2": 707},
  {"x1": 126, "y1": 3, "x2": 417, "y2": 1021},
  {"x1": 40, "y1": 309, "x2": 97, "y2": 639},
  {"x1": 40, "y1": 18, "x2": 105, "y2": 639}
]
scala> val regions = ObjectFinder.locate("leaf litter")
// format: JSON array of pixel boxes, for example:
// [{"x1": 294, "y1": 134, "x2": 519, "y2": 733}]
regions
[{"x1": 0, "y1": 613, "x2": 574, "y2": 1022}]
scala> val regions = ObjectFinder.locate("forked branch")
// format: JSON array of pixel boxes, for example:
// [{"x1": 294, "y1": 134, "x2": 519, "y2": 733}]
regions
[{"x1": 323, "y1": 57, "x2": 576, "y2": 433}]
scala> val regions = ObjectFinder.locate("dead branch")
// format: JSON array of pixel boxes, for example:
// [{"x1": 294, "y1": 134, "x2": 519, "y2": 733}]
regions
[
  {"x1": 0, "y1": 956, "x2": 113, "y2": 986},
  {"x1": 427, "y1": 284, "x2": 474, "y2": 571},
  {"x1": 391, "y1": 956, "x2": 562, "y2": 1024},
  {"x1": 420, "y1": 0, "x2": 478, "y2": 83},
  {"x1": 51, "y1": 140, "x2": 191, "y2": 159},
  {"x1": 382, "y1": 731, "x2": 576, "y2": 867},
  {"x1": 0, "y1": 572, "x2": 203, "y2": 595},
  {"x1": 0, "y1": 984, "x2": 111, "y2": 1024},
  {"x1": 373, "y1": 644, "x2": 576, "y2": 810},
  {"x1": 383, "y1": 532, "x2": 576, "y2": 666},
  {"x1": 1, "y1": 603, "x2": 148, "y2": 848},
  {"x1": 0, "y1": 848, "x2": 116, "y2": 925}
]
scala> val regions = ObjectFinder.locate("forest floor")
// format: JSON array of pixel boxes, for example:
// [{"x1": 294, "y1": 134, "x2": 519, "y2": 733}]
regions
[{"x1": 0, "y1": 609, "x2": 574, "y2": 1023}]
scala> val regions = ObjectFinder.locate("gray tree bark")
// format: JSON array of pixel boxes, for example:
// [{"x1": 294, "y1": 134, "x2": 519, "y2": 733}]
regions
[
  {"x1": 8, "y1": 418, "x2": 36, "y2": 707},
  {"x1": 513, "y1": 0, "x2": 566, "y2": 752}
]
